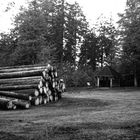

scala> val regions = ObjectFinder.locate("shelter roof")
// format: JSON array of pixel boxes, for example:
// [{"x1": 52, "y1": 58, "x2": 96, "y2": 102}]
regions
[{"x1": 95, "y1": 66, "x2": 121, "y2": 78}]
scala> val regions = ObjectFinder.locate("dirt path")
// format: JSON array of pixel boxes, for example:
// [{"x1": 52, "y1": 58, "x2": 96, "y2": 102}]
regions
[{"x1": 0, "y1": 88, "x2": 140, "y2": 140}]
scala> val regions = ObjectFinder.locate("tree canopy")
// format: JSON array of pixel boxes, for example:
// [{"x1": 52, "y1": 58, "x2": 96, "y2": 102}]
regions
[{"x1": 1, "y1": 0, "x2": 140, "y2": 87}]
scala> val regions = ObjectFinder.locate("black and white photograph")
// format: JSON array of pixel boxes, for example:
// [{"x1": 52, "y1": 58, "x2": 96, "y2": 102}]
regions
[{"x1": 0, "y1": 0, "x2": 140, "y2": 139}]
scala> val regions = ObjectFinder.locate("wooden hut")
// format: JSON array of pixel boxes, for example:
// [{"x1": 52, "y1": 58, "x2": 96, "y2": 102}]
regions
[{"x1": 95, "y1": 66, "x2": 121, "y2": 87}]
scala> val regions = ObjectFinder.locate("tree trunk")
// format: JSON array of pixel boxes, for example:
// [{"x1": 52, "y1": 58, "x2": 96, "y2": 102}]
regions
[
  {"x1": 0, "y1": 63, "x2": 65, "y2": 109},
  {"x1": 0, "y1": 91, "x2": 32, "y2": 101},
  {"x1": 0, "y1": 64, "x2": 48, "y2": 72},
  {"x1": 38, "y1": 96, "x2": 43, "y2": 104},
  {"x1": 0, "y1": 98, "x2": 14, "y2": 109},
  {"x1": 42, "y1": 96, "x2": 47, "y2": 104},
  {"x1": 0, "y1": 76, "x2": 43, "y2": 85},
  {"x1": 31, "y1": 97, "x2": 40, "y2": 106},
  {"x1": 0, "y1": 70, "x2": 43, "y2": 79},
  {"x1": 0, "y1": 84, "x2": 38, "y2": 91},
  {"x1": 11, "y1": 99, "x2": 31, "y2": 109},
  {"x1": 14, "y1": 89, "x2": 40, "y2": 97}
]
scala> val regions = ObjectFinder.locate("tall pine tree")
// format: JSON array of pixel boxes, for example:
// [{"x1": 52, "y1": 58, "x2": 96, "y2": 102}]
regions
[{"x1": 118, "y1": 0, "x2": 140, "y2": 86}]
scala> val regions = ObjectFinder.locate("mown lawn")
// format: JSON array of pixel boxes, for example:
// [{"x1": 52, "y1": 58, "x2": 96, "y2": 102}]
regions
[{"x1": 0, "y1": 87, "x2": 140, "y2": 140}]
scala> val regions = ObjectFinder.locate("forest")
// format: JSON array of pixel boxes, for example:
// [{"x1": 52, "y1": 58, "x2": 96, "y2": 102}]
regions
[{"x1": 0, "y1": 0, "x2": 140, "y2": 87}]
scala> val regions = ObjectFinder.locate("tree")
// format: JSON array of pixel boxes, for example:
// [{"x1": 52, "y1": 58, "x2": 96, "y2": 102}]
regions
[
  {"x1": 118, "y1": 0, "x2": 140, "y2": 86},
  {"x1": 63, "y1": 2, "x2": 88, "y2": 68},
  {"x1": 79, "y1": 31, "x2": 98, "y2": 71},
  {"x1": 0, "y1": 0, "x2": 90, "y2": 88},
  {"x1": 0, "y1": 31, "x2": 18, "y2": 66},
  {"x1": 79, "y1": 17, "x2": 118, "y2": 73},
  {"x1": 96, "y1": 17, "x2": 118, "y2": 67},
  {"x1": 48, "y1": 0, "x2": 65, "y2": 66},
  {"x1": 11, "y1": 0, "x2": 57, "y2": 65}
]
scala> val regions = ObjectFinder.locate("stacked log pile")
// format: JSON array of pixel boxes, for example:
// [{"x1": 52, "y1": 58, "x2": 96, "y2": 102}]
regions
[{"x1": 0, "y1": 64, "x2": 65, "y2": 110}]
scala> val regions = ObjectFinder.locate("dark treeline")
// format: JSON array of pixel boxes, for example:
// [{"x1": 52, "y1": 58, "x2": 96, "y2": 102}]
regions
[{"x1": 0, "y1": 0, "x2": 140, "y2": 87}]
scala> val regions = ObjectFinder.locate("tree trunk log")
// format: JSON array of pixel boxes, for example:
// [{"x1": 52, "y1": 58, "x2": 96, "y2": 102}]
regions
[
  {"x1": 0, "y1": 84, "x2": 38, "y2": 91},
  {"x1": 0, "y1": 64, "x2": 64, "y2": 108},
  {"x1": 42, "y1": 96, "x2": 47, "y2": 104},
  {"x1": 0, "y1": 76, "x2": 43, "y2": 85},
  {"x1": 14, "y1": 89, "x2": 40, "y2": 97},
  {"x1": 11, "y1": 99, "x2": 31, "y2": 109},
  {"x1": 0, "y1": 98, "x2": 14, "y2": 109},
  {"x1": 0, "y1": 91, "x2": 32, "y2": 101},
  {"x1": 0, "y1": 64, "x2": 49, "y2": 72},
  {"x1": 0, "y1": 70, "x2": 43, "y2": 79},
  {"x1": 31, "y1": 97, "x2": 40, "y2": 106},
  {"x1": 38, "y1": 96, "x2": 43, "y2": 105}
]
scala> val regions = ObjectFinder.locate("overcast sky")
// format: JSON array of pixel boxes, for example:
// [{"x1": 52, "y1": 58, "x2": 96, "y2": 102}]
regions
[{"x1": 0, "y1": 0, "x2": 126, "y2": 33}]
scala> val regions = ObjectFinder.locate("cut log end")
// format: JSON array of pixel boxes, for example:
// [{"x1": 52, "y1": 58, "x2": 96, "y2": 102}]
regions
[
  {"x1": 25, "y1": 103, "x2": 30, "y2": 109},
  {"x1": 31, "y1": 97, "x2": 40, "y2": 106},
  {"x1": 55, "y1": 96, "x2": 58, "y2": 102},
  {"x1": 7, "y1": 101, "x2": 13, "y2": 109},
  {"x1": 42, "y1": 98, "x2": 47, "y2": 104},
  {"x1": 12, "y1": 105, "x2": 17, "y2": 110},
  {"x1": 49, "y1": 95, "x2": 53, "y2": 102},
  {"x1": 39, "y1": 87, "x2": 43, "y2": 94},
  {"x1": 34, "y1": 89, "x2": 39, "y2": 97},
  {"x1": 39, "y1": 96, "x2": 43, "y2": 104},
  {"x1": 29, "y1": 96, "x2": 32, "y2": 101}
]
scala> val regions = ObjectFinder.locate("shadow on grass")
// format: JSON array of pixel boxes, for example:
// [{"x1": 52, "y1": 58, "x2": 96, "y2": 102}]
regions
[
  {"x1": 1, "y1": 121, "x2": 140, "y2": 140},
  {"x1": 67, "y1": 87, "x2": 140, "y2": 93},
  {"x1": 0, "y1": 131, "x2": 27, "y2": 140},
  {"x1": 42, "y1": 121, "x2": 140, "y2": 140},
  {"x1": 48, "y1": 97, "x2": 112, "y2": 109}
]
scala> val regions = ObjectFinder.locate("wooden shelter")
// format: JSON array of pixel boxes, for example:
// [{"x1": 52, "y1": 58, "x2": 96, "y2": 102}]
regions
[{"x1": 95, "y1": 66, "x2": 121, "y2": 87}]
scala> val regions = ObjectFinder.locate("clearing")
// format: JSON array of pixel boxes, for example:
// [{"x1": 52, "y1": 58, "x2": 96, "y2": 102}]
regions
[{"x1": 0, "y1": 87, "x2": 140, "y2": 140}]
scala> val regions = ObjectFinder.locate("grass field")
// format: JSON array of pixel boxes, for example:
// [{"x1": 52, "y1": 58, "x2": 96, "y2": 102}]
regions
[{"x1": 0, "y1": 87, "x2": 140, "y2": 140}]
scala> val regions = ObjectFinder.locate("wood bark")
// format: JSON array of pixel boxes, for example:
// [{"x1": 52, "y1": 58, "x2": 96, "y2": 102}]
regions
[
  {"x1": 31, "y1": 97, "x2": 40, "y2": 106},
  {"x1": 38, "y1": 96, "x2": 43, "y2": 104},
  {"x1": 0, "y1": 70, "x2": 43, "y2": 79},
  {"x1": 11, "y1": 99, "x2": 31, "y2": 109},
  {"x1": 0, "y1": 91, "x2": 32, "y2": 101},
  {"x1": 14, "y1": 89, "x2": 40, "y2": 97},
  {"x1": 0, "y1": 98, "x2": 14, "y2": 109},
  {"x1": 0, "y1": 84, "x2": 38, "y2": 91},
  {"x1": 0, "y1": 76, "x2": 42, "y2": 85},
  {"x1": 0, "y1": 64, "x2": 49, "y2": 72},
  {"x1": 0, "y1": 64, "x2": 65, "y2": 109},
  {"x1": 42, "y1": 96, "x2": 47, "y2": 104}
]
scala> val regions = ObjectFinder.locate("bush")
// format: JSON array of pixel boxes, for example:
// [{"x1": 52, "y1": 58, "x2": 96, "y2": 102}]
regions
[{"x1": 64, "y1": 69, "x2": 93, "y2": 87}]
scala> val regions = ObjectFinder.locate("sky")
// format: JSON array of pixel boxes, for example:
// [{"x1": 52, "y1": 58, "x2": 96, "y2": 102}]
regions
[{"x1": 0, "y1": 0, "x2": 127, "y2": 33}]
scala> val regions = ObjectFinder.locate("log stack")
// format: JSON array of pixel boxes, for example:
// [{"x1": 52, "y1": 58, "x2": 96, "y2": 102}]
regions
[{"x1": 0, "y1": 64, "x2": 65, "y2": 110}]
